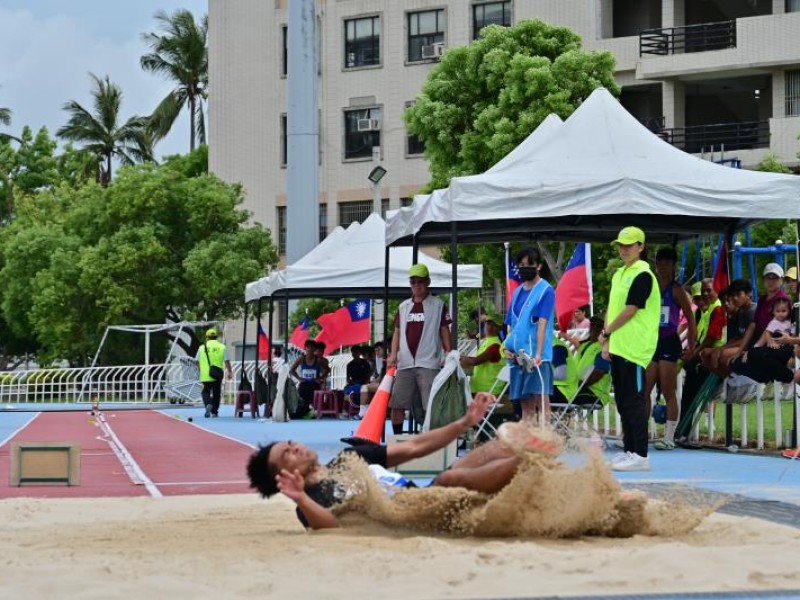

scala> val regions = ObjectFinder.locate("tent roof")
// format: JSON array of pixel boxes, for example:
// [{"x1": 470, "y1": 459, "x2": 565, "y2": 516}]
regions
[
  {"x1": 245, "y1": 214, "x2": 483, "y2": 302},
  {"x1": 387, "y1": 88, "x2": 800, "y2": 246}
]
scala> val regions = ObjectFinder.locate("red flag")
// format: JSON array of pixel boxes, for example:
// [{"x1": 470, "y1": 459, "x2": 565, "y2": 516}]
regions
[
  {"x1": 713, "y1": 239, "x2": 729, "y2": 294},
  {"x1": 257, "y1": 324, "x2": 269, "y2": 361},
  {"x1": 288, "y1": 316, "x2": 310, "y2": 349},
  {"x1": 315, "y1": 298, "x2": 371, "y2": 355},
  {"x1": 555, "y1": 243, "x2": 593, "y2": 332}
]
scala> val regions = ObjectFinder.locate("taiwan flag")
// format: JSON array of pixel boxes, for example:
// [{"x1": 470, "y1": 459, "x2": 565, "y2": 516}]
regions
[
  {"x1": 555, "y1": 243, "x2": 593, "y2": 332},
  {"x1": 712, "y1": 239, "x2": 729, "y2": 294},
  {"x1": 315, "y1": 298, "x2": 371, "y2": 354},
  {"x1": 257, "y1": 323, "x2": 270, "y2": 361},
  {"x1": 288, "y1": 316, "x2": 310, "y2": 349},
  {"x1": 506, "y1": 255, "x2": 523, "y2": 309}
]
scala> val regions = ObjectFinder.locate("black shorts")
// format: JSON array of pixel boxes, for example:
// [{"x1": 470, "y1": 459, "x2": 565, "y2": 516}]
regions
[{"x1": 652, "y1": 333, "x2": 682, "y2": 363}]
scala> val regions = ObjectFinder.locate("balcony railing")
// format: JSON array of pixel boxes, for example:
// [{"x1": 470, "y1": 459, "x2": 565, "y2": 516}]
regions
[
  {"x1": 660, "y1": 120, "x2": 770, "y2": 154},
  {"x1": 640, "y1": 20, "x2": 736, "y2": 56}
]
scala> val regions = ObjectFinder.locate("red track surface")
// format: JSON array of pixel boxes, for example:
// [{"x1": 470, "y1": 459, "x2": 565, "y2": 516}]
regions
[{"x1": 0, "y1": 411, "x2": 254, "y2": 498}]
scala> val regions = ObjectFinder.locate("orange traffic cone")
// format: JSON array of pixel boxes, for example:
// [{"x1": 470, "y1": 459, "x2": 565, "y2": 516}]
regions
[{"x1": 341, "y1": 367, "x2": 396, "y2": 446}]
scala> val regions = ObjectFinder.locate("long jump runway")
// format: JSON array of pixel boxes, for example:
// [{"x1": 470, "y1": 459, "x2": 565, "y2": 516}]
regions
[{"x1": 0, "y1": 410, "x2": 254, "y2": 498}]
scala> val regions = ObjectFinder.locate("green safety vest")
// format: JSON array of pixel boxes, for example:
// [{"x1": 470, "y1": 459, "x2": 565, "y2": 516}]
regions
[
  {"x1": 697, "y1": 298, "x2": 726, "y2": 348},
  {"x1": 608, "y1": 259, "x2": 660, "y2": 368},
  {"x1": 469, "y1": 335, "x2": 504, "y2": 394},
  {"x1": 553, "y1": 337, "x2": 579, "y2": 399},
  {"x1": 575, "y1": 340, "x2": 611, "y2": 406},
  {"x1": 198, "y1": 339, "x2": 226, "y2": 382}
]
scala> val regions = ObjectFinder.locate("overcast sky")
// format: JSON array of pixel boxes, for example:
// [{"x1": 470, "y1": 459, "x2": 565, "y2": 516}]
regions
[{"x1": 0, "y1": 1, "x2": 208, "y2": 160}]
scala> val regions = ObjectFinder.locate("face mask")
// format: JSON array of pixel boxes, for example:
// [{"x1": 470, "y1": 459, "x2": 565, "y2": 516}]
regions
[{"x1": 518, "y1": 266, "x2": 538, "y2": 281}]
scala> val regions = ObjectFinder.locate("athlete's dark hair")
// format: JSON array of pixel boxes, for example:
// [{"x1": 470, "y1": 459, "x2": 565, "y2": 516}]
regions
[{"x1": 247, "y1": 443, "x2": 280, "y2": 498}]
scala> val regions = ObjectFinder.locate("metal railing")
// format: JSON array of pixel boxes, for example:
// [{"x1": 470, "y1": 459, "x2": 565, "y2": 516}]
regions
[
  {"x1": 640, "y1": 20, "x2": 736, "y2": 56},
  {"x1": 660, "y1": 120, "x2": 769, "y2": 153}
]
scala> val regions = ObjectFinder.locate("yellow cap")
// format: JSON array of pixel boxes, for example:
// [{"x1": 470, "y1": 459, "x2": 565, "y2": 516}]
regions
[
  {"x1": 408, "y1": 263, "x2": 429, "y2": 278},
  {"x1": 206, "y1": 328, "x2": 218, "y2": 338},
  {"x1": 691, "y1": 282, "x2": 702, "y2": 297},
  {"x1": 611, "y1": 226, "x2": 645, "y2": 245},
  {"x1": 785, "y1": 266, "x2": 797, "y2": 280}
]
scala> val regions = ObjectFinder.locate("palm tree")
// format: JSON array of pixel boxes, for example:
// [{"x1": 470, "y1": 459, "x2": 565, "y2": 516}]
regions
[
  {"x1": 140, "y1": 9, "x2": 208, "y2": 151},
  {"x1": 57, "y1": 73, "x2": 152, "y2": 186}
]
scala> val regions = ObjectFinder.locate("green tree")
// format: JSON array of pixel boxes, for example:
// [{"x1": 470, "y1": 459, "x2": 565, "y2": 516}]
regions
[
  {"x1": 57, "y1": 73, "x2": 152, "y2": 186},
  {"x1": 0, "y1": 148, "x2": 278, "y2": 365},
  {"x1": 405, "y1": 19, "x2": 619, "y2": 190},
  {"x1": 141, "y1": 9, "x2": 208, "y2": 151}
]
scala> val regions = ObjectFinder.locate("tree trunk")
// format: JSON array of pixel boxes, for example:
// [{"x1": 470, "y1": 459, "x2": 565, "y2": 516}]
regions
[{"x1": 189, "y1": 93, "x2": 196, "y2": 152}]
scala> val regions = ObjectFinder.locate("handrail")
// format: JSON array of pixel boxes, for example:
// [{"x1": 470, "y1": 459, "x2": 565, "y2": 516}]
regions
[
  {"x1": 661, "y1": 120, "x2": 769, "y2": 153},
  {"x1": 640, "y1": 20, "x2": 736, "y2": 56}
]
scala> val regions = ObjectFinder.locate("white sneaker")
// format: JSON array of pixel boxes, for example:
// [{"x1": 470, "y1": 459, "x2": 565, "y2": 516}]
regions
[
  {"x1": 612, "y1": 453, "x2": 651, "y2": 472},
  {"x1": 608, "y1": 451, "x2": 632, "y2": 466}
]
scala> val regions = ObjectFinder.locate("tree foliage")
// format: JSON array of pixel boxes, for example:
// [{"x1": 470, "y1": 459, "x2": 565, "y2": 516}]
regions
[
  {"x1": 405, "y1": 19, "x2": 619, "y2": 190},
  {"x1": 141, "y1": 9, "x2": 208, "y2": 151},
  {"x1": 0, "y1": 148, "x2": 278, "y2": 365},
  {"x1": 57, "y1": 74, "x2": 153, "y2": 186}
]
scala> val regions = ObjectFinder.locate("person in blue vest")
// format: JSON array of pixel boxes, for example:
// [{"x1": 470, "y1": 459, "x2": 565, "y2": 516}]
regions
[
  {"x1": 504, "y1": 247, "x2": 555, "y2": 422},
  {"x1": 195, "y1": 328, "x2": 233, "y2": 418}
]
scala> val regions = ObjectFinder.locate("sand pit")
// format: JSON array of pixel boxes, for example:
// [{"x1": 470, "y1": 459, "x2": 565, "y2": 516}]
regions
[{"x1": 2, "y1": 487, "x2": 800, "y2": 599}]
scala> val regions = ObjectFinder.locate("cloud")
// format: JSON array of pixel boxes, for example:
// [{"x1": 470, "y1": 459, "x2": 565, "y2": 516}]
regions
[{"x1": 0, "y1": 6, "x2": 192, "y2": 159}]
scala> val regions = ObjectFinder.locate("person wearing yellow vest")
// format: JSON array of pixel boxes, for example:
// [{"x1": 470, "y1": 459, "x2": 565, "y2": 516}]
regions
[
  {"x1": 196, "y1": 328, "x2": 233, "y2": 418},
  {"x1": 601, "y1": 227, "x2": 660, "y2": 472},
  {"x1": 460, "y1": 313, "x2": 504, "y2": 394},
  {"x1": 554, "y1": 317, "x2": 612, "y2": 407},
  {"x1": 679, "y1": 278, "x2": 726, "y2": 433}
]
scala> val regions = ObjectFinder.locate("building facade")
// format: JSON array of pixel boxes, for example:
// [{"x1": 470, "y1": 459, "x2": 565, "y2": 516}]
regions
[{"x1": 209, "y1": 0, "x2": 800, "y2": 335}]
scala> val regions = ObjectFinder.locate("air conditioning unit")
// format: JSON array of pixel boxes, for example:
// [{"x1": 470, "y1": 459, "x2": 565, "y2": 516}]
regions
[
  {"x1": 357, "y1": 118, "x2": 380, "y2": 132},
  {"x1": 433, "y1": 42, "x2": 445, "y2": 58},
  {"x1": 420, "y1": 45, "x2": 437, "y2": 60}
]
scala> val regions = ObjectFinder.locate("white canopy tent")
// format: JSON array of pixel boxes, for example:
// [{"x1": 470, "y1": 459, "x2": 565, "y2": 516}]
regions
[
  {"x1": 245, "y1": 213, "x2": 483, "y2": 302},
  {"x1": 385, "y1": 113, "x2": 564, "y2": 245},
  {"x1": 386, "y1": 87, "x2": 800, "y2": 246}
]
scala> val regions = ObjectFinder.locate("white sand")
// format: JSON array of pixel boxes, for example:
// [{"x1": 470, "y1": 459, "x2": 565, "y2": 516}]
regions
[{"x1": 2, "y1": 493, "x2": 800, "y2": 599}]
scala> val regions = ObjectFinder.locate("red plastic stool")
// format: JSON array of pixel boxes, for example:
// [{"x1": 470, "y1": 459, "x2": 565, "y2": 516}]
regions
[
  {"x1": 235, "y1": 390, "x2": 257, "y2": 418},
  {"x1": 312, "y1": 390, "x2": 340, "y2": 419}
]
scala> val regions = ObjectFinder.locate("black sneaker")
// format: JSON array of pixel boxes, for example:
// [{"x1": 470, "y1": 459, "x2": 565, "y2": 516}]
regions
[{"x1": 204, "y1": 404, "x2": 212, "y2": 418}]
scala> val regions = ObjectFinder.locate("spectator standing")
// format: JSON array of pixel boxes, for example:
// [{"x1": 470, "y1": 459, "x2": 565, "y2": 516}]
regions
[
  {"x1": 386, "y1": 264, "x2": 452, "y2": 434},
  {"x1": 601, "y1": 227, "x2": 660, "y2": 472},
  {"x1": 504, "y1": 247, "x2": 555, "y2": 421},
  {"x1": 196, "y1": 328, "x2": 233, "y2": 418},
  {"x1": 644, "y1": 247, "x2": 696, "y2": 451}
]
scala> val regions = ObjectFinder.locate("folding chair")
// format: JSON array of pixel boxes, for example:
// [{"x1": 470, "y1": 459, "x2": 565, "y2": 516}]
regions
[
  {"x1": 551, "y1": 364, "x2": 607, "y2": 446},
  {"x1": 474, "y1": 365, "x2": 510, "y2": 440}
]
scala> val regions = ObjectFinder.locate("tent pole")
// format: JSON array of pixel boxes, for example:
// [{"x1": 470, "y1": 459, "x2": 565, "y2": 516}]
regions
[
  {"x1": 725, "y1": 229, "x2": 735, "y2": 447},
  {"x1": 412, "y1": 235, "x2": 419, "y2": 264},
  {"x1": 240, "y1": 302, "x2": 249, "y2": 382},
  {"x1": 794, "y1": 220, "x2": 800, "y2": 448},
  {"x1": 284, "y1": 289, "x2": 290, "y2": 421},
  {"x1": 384, "y1": 245, "x2": 390, "y2": 342},
  {"x1": 450, "y1": 222, "x2": 459, "y2": 349},
  {"x1": 254, "y1": 298, "x2": 262, "y2": 415},
  {"x1": 267, "y1": 297, "x2": 275, "y2": 418}
]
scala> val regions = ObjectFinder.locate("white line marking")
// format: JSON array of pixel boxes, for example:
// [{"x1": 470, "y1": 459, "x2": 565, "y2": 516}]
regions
[
  {"x1": 152, "y1": 480, "x2": 250, "y2": 486},
  {"x1": 156, "y1": 410, "x2": 256, "y2": 449},
  {"x1": 0, "y1": 412, "x2": 41, "y2": 448},
  {"x1": 97, "y1": 413, "x2": 162, "y2": 498}
]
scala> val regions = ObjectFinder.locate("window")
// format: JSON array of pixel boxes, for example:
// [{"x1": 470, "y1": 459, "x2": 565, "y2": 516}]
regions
[
  {"x1": 339, "y1": 200, "x2": 373, "y2": 226},
  {"x1": 381, "y1": 198, "x2": 390, "y2": 218},
  {"x1": 344, "y1": 107, "x2": 382, "y2": 160},
  {"x1": 408, "y1": 9, "x2": 445, "y2": 62},
  {"x1": 319, "y1": 203, "x2": 328, "y2": 242},
  {"x1": 276, "y1": 206, "x2": 287, "y2": 255},
  {"x1": 407, "y1": 132, "x2": 425, "y2": 156},
  {"x1": 345, "y1": 16, "x2": 380, "y2": 68},
  {"x1": 788, "y1": 0, "x2": 800, "y2": 12},
  {"x1": 788, "y1": 71, "x2": 800, "y2": 117},
  {"x1": 281, "y1": 25, "x2": 287, "y2": 76},
  {"x1": 473, "y1": 2, "x2": 512, "y2": 40},
  {"x1": 280, "y1": 114, "x2": 287, "y2": 166}
]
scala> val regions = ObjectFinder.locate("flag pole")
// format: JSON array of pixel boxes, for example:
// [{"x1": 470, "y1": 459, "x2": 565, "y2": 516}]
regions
[
  {"x1": 585, "y1": 243, "x2": 594, "y2": 317},
  {"x1": 504, "y1": 242, "x2": 510, "y2": 310}
]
